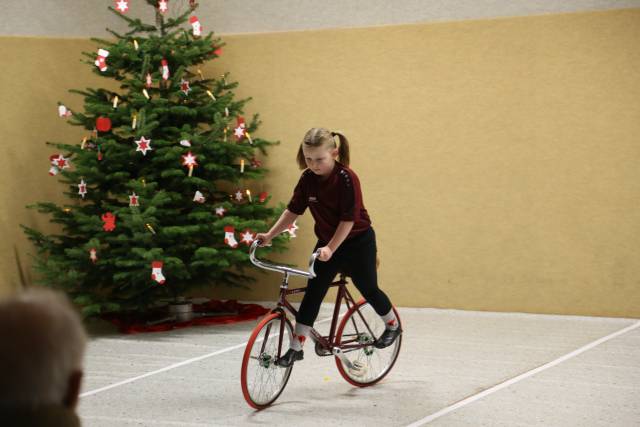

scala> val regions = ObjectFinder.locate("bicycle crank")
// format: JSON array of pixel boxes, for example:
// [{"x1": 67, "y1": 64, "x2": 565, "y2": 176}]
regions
[{"x1": 332, "y1": 348, "x2": 368, "y2": 377}]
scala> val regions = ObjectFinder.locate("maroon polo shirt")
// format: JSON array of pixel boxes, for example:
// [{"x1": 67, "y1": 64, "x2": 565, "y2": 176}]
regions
[{"x1": 287, "y1": 162, "x2": 371, "y2": 243}]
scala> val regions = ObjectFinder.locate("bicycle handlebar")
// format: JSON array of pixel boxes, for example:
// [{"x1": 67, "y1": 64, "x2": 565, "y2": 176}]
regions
[{"x1": 249, "y1": 239, "x2": 319, "y2": 279}]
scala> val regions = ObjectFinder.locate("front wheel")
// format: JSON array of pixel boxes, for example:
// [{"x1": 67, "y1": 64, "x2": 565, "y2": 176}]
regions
[
  {"x1": 335, "y1": 300, "x2": 402, "y2": 386},
  {"x1": 240, "y1": 312, "x2": 294, "y2": 409}
]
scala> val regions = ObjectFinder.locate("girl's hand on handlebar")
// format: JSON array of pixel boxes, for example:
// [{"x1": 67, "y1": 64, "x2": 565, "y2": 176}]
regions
[
  {"x1": 317, "y1": 246, "x2": 333, "y2": 262},
  {"x1": 255, "y1": 233, "x2": 273, "y2": 247}
]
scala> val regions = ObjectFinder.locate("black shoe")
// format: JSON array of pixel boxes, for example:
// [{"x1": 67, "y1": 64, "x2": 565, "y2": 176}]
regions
[
  {"x1": 375, "y1": 327, "x2": 402, "y2": 349},
  {"x1": 276, "y1": 349, "x2": 304, "y2": 367}
]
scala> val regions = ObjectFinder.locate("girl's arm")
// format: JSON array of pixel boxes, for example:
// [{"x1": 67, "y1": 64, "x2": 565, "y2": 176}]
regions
[
  {"x1": 255, "y1": 209, "x2": 299, "y2": 246},
  {"x1": 318, "y1": 221, "x2": 354, "y2": 261}
]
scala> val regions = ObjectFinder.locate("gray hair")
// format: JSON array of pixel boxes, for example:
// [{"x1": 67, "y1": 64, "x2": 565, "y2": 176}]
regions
[{"x1": 0, "y1": 288, "x2": 87, "y2": 407}]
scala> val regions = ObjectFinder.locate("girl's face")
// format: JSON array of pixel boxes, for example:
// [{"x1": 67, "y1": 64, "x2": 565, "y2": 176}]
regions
[{"x1": 302, "y1": 144, "x2": 338, "y2": 177}]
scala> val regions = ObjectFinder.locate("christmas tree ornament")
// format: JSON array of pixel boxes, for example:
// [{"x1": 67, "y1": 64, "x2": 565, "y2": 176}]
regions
[
  {"x1": 101, "y1": 212, "x2": 117, "y2": 232},
  {"x1": 58, "y1": 104, "x2": 72, "y2": 118},
  {"x1": 157, "y1": 0, "x2": 169, "y2": 14},
  {"x1": 224, "y1": 226, "x2": 238, "y2": 248},
  {"x1": 181, "y1": 151, "x2": 198, "y2": 176},
  {"x1": 259, "y1": 191, "x2": 268, "y2": 203},
  {"x1": 223, "y1": 127, "x2": 228, "y2": 142},
  {"x1": 189, "y1": 16, "x2": 202, "y2": 36},
  {"x1": 131, "y1": 112, "x2": 137, "y2": 129},
  {"x1": 285, "y1": 221, "x2": 299, "y2": 238},
  {"x1": 142, "y1": 88, "x2": 150, "y2": 99},
  {"x1": 151, "y1": 261, "x2": 166, "y2": 284},
  {"x1": 215, "y1": 206, "x2": 226, "y2": 217},
  {"x1": 193, "y1": 191, "x2": 205, "y2": 203},
  {"x1": 240, "y1": 229, "x2": 256, "y2": 246},
  {"x1": 214, "y1": 47, "x2": 222, "y2": 56},
  {"x1": 224, "y1": 107, "x2": 229, "y2": 117},
  {"x1": 89, "y1": 248, "x2": 98, "y2": 263},
  {"x1": 145, "y1": 223, "x2": 156, "y2": 234},
  {"x1": 115, "y1": 0, "x2": 129, "y2": 13},
  {"x1": 133, "y1": 39, "x2": 139, "y2": 50},
  {"x1": 245, "y1": 189, "x2": 252, "y2": 203},
  {"x1": 161, "y1": 59, "x2": 170, "y2": 81},
  {"x1": 96, "y1": 116, "x2": 112, "y2": 132},
  {"x1": 112, "y1": 95, "x2": 119, "y2": 108},
  {"x1": 49, "y1": 166, "x2": 59, "y2": 176},
  {"x1": 129, "y1": 192, "x2": 139, "y2": 207},
  {"x1": 189, "y1": 0, "x2": 198, "y2": 10},
  {"x1": 233, "y1": 189, "x2": 244, "y2": 202},
  {"x1": 78, "y1": 179, "x2": 87, "y2": 198},
  {"x1": 240, "y1": 159, "x2": 245, "y2": 173},
  {"x1": 179, "y1": 139, "x2": 191, "y2": 147},
  {"x1": 251, "y1": 157, "x2": 262, "y2": 168},
  {"x1": 50, "y1": 154, "x2": 70, "y2": 170},
  {"x1": 81, "y1": 137, "x2": 87, "y2": 150},
  {"x1": 135, "y1": 136, "x2": 152, "y2": 155},
  {"x1": 97, "y1": 145, "x2": 103, "y2": 161},
  {"x1": 234, "y1": 117, "x2": 246, "y2": 140},
  {"x1": 180, "y1": 79, "x2": 191, "y2": 95},
  {"x1": 206, "y1": 90, "x2": 216, "y2": 101},
  {"x1": 95, "y1": 49, "x2": 109, "y2": 72},
  {"x1": 145, "y1": 73, "x2": 152, "y2": 88}
]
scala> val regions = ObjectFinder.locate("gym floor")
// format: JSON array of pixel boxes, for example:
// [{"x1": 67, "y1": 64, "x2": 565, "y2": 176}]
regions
[{"x1": 78, "y1": 303, "x2": 640, "y2": 426}]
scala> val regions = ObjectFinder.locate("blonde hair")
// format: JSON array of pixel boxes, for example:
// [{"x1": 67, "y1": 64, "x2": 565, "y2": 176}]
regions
[
  {"x1": 296, "y1": 127, "x2": 350, "y2": 169},
  {"x1": 0, "y1": 288, "x2": 87, "y2": 408}
]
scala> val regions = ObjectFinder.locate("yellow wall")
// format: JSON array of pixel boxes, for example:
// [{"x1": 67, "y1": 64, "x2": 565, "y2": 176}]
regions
[{"x1": 1, "y1": 8, "x2": 639, "y2": 317}]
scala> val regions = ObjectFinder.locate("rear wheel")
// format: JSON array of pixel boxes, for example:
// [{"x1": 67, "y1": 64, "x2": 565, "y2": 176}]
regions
[
  {"x1": 334, "y1": 300, "x2": 402, "y2": 386},
  {"x1": 240, "y1": 312, "x2": 294, "y2": 409}
]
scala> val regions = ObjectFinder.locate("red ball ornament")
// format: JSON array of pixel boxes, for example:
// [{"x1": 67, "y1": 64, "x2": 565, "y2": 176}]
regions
[{"x1": 96, "y1": 117, "x2": 112, "y2": 132}]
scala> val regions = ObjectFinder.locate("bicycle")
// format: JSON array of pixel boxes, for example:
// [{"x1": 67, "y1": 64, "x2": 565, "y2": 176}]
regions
[{"x1": 240, "y1": 239, "x2": 402, "y2": 409}]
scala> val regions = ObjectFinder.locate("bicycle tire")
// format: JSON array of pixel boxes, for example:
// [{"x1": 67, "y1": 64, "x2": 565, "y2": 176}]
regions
[
  {"x1": 240, "y1": 312, "x2": 294, "y2": 409},
  {"x1": 334, "y1": 300, "x2": 402, "y2": 387}
]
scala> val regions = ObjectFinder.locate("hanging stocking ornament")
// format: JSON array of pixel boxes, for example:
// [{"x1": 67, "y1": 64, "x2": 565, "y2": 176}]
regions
[
  {"x1": 160, "y1": 59, "x2": 170, "y2": 81},
  {"x1": 78, "y1": 179, "x2": 87, "y2": 199},
  {"x1": 89, "y1": 248, "x2": 98, "y2": 263},
  {"x1": 115, "y1": 0, "x2": 129, "y2": 13},
  {"x1": 95, "y1": 49, "x2": 109, "y2": 72},
  {"x1": 151, "y1": 261, "x2": 166, "y2": 284},
  {"x1": 224, "y1": 226, "x2": 238, "y2": 248},
  {"x1": 189, "y1": 16, "x2": 202, "y2": 36},
  {"x1": 240, "y1": 229, "x2": 256, "y2": 246}
]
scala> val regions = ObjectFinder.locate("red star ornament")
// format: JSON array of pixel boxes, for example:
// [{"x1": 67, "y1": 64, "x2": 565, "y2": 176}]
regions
[
  {"x1": 115, "y1": 0, "x2": 129, "y2": 13},
  {"x1": 135, "y1": 136, "x2": 152, "y2": 155},
  {"x1": 78, "y1": 179, "x2": 87, "y2": 198},
  {"x1": 240, "y1": 229, "x2": 256, "y2": 246},
  {"x1": 180, "y1": 79, "x2": 191, "y2": 95}
]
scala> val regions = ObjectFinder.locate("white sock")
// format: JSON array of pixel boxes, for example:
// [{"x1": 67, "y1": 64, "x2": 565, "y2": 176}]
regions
[
  {"x1": 291, "y1": 322, "x2": 312, "y2": 351},
  {"x1": 381, "y1": 309, "x2": 399, "y2": 331}
]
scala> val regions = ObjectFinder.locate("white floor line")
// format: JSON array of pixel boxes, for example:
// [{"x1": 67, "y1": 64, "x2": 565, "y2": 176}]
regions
[
  {"x1": 80, "y1": 312, "x2": 343, "y2": 398},
  {"x1": 406, "y1": 320, "x2": 640, "y2": 426}
]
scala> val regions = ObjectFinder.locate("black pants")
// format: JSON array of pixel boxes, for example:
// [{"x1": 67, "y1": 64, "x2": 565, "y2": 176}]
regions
[{"x1": 296, "y1": 227, "x2": 393, "y2": 326}]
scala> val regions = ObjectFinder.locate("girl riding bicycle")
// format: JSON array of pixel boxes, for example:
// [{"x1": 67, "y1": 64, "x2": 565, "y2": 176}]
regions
[{"x1": 255, "y1": 127, "x2": 402, "y2": 367}]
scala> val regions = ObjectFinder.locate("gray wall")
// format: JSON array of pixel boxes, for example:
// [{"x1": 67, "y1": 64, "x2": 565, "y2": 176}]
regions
[{"x1": 2, "y1": 0, "x2": 639, "y2": 37}]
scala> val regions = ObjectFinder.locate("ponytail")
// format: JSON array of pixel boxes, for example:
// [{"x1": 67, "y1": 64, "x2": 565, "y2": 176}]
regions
[{"x1": 297, "y1": 128, "x2": 351, "y2": 169}]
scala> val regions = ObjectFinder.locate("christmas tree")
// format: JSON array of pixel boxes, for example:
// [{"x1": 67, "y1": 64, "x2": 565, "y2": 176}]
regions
[{"x1": 22, "y1": 0, "x2": 292, "y2": 317}]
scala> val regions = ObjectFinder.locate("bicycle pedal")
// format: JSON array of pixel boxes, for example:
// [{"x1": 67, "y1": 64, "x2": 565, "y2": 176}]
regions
[{"x1": 349, "y1": 361, "x2": 368, "y2": 377}]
